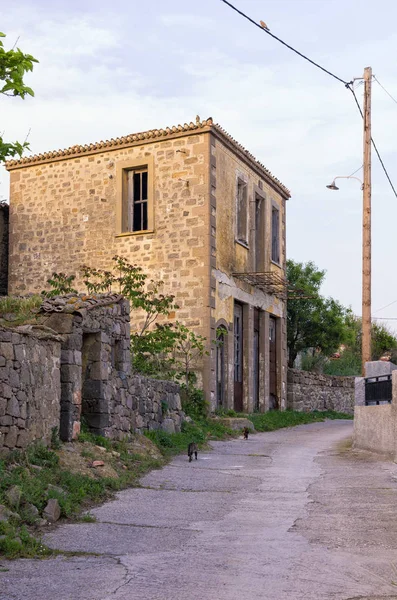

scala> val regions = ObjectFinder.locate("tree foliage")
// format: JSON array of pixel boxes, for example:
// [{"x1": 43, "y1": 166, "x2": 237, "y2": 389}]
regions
[
  {"x1": 287, "y1": 260, "x2": 348, "y2": 368},
  {"x1": 46, "y1": 257, "x2": 208, "y2": 386},
  {"x1": 0, "y1": 32, "x2": 38, "y2": 162}
]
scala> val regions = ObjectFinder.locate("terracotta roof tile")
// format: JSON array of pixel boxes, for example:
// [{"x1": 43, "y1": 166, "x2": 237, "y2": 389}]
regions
[
  {"x1": 40, "y1": 293, "x2": 124, "y2": 314},
  {"x1": 5, "y1": 117, "x2": 290, "y2": 197}
]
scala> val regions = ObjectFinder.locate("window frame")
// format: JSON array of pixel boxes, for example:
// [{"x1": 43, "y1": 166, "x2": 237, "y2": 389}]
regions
[
  {"x1": 235, "y1": 174, "x2": 249, "y2": 247},
  {"x1": 271, "y1": 200, "x2": 281, "y2": 265},
  {"x1": 116, "y1": 156, "x2": 154, "y2": 236},
  {"x1": 253, "y1": 185, "x2": 266, "y2": 272}
]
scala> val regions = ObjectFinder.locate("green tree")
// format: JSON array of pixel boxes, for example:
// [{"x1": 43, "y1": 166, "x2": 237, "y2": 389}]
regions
[
  {"x1": 0, "y1": 32, "x2": 38, "y2": 162},
  {"x1": 287, "y1": 259, "x2": 347, "y2": 368}
]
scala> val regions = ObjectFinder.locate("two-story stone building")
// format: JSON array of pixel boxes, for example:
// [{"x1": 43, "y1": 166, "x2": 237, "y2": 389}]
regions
[{"x1": 5, "y1": 117, "x2": 290, "y2": 412}]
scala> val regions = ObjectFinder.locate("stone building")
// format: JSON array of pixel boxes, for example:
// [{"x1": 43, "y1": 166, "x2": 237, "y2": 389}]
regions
[{"x1": 5, "y1": 117, "x2": 291, "y2": 412}]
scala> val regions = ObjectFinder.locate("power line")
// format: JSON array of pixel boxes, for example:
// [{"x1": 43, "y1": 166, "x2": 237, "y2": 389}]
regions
[
  {"x1": 219, "y1": 0, "x2": 350, "y2": 86},
  {"x1": 374, "y1": 298, "x2": 397, "y2": 313},
  {"x1": 374, "y1": 75, "x2": 397, "y2": 106},
  {"x1": 220, "y1": 0, "x2": 397, "y2": 200},
  {"x1": 347, "y1": 87, "x2": 397, "y2": 199},
  {"x1": 348, "y1": 165, "x2": 363, "y2": 178}
]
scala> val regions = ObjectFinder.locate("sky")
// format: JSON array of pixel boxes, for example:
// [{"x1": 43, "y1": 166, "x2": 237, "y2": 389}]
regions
[{"x1": 2, "y1": 0, "x2": 397, "y2": 329}]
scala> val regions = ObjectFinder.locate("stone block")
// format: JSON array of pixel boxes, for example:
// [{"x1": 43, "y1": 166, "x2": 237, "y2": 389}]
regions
[
  {"x1": 6, "y1": 485, "x2": 22, "y2": 509},
  {"x1": 0, "y1": 398, "x2": 6, "y2": 416},
  {"x1": 84, "y1": 412, "x2": 109, "y2": 431},
  {"x1": 43, "y1": 498, "x2": 61, "y2": 522},
  {"x1": 4, "y1": 425, "x2": 18, "y2": 448},
  {"x1": 89, "y1": 361, "x2": 110, "y2": 380},
  {"x1": 82, "y1": 379, "x2": 104, "y2": 400},
  {"x1": 6, "y1": 397, "x2": 20, "y2": 418},
  {"x1": 0, "y1": 331, "x2": 12, "y2": 342},
  {"x1": 0, "y1": 342, "x2": 13, "y2": 360},
  {"x1": 161, "y1": 418, "x2": 176, "y2": 434},
  {"x1": 14, "y1": 345, "x2": 26, "y2": 362},
  {"x1": 0, "y1": 382, "x2": 12, "y2": 398},
  {"x1": 61, "y1": 364, "x2": 81, "y2": 383},
  {"x1": 16, "y1": 430, "x2": 30, "y2": 448}
]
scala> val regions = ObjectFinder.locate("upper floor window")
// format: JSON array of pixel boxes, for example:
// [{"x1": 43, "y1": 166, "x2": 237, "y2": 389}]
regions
[
  {"x1": 125, "y1": 168, "x2": 148, "y2": 232},
  {"x1": 116, "y1": 157, "x2": 154, "y2": 235},
  {"x1": 271, "y1": 205, "x2": 280, "y2": 264},
  {"x1": 236, "y1": 178, "x2": 248, "y2": 245},
  {"x1": 254, "y1": 193, "x2": 265, "y2": 272}
]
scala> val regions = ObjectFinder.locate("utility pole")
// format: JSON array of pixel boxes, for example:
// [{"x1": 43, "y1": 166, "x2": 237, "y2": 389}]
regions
[{"x1": 362, "y1": 66, "x2": 372, "y2": 374}]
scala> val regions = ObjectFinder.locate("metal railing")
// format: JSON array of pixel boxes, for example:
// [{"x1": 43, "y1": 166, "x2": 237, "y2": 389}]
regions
[{"x1": 365, "y1": 374, "x2": 392, "y2": 405}]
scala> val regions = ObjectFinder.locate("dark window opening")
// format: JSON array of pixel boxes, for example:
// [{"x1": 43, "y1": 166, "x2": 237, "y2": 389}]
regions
[
  {"x1": 123, "y1": 168, "x2": 149, "y2": 233},
  {"x1": 255, "y1": 195, "x2": 265, "y2": 271},
  {"x1": 271, "y1": 206, "x2": 280, "y2": 264},
  {"x1": 236, "y1": 179, "x2": 248, "y2": 244}
]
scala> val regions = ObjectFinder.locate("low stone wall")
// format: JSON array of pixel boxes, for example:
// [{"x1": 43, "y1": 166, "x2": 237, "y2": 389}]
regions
[
  {"x1": 287, "y1": 369, "x2": 355, "y2": 414},
  {"x1": 107, "y1": 371, "x2": 183, "y2": 439},
  {"x1": 131, "y1": 376, "x2": 183, "y2": 435},
  {"x1": 0, "y1": 327, "x2": 61, "y2": 450},
  {"x1": 0, "y1": 304, "x2": 185, "y2": 451}
]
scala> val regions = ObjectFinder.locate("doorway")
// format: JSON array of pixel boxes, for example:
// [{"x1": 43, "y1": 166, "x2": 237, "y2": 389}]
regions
[
  {"x1": 81, "y1": 333, "x2": 108, "y2": 433},
  {"x1": 253, "y1": 309, "x2": 260, "y2": 412},
  {"x1": 269, "y1": 316, "x2": 279, "y2": 410},
  {"x1": 216, "y1": 326, "x2": 227, "y2": 408},
  {"x1": 234, "y1": 303, "x2": 244, "y2": 412}
]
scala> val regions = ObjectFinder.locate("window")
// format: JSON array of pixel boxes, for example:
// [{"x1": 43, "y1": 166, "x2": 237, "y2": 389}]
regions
[
  {"x1": 271, "y1": 205, "x2": 280, "y2": 264},
  {"x1": 236, "y1": 179, "x2": 248, "y2": 245},
  {"x1": 116, "y1": 157, "x2": 154, "y2": 235},
  {"x1": 255, "y1": 194, "x2": 265, "y2": 271},
  {"x1": 126, "y1": 169, "x2": 148, "y2": 232}
]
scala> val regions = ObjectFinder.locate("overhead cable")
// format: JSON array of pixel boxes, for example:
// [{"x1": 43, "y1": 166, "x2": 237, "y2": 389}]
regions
[{"x1": 220, "y1": 0, "x2": 397, "y2": 200}]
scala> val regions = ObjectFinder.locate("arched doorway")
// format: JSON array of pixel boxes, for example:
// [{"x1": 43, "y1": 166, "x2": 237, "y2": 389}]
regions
[{"x1": 216, "y1": 326, "x2": 227, "y2": 409}]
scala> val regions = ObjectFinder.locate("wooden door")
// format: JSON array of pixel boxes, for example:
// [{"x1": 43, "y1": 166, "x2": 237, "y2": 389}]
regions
[
  {"x1": 269, "y1": 317, "x2": 279, "y2": 410},
  {"x1": 234, "y1": 304, "x2": 243, "y2": 412},
  {"x1": 216, "y1": 327, "x2": 226, "y2": 408},
  {"x1": 253, "y1": 309, "x2": 260, "y2": 412}
]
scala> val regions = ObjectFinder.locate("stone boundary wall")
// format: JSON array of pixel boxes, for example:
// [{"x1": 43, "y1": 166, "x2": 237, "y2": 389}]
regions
[
  {"x1": 287, "y1": 368, "x2": 355, "y2": 414},
  {"x1": 0, "y1": 327, "x2": 61, "y2": 450},
  {"x1": 0, "y1": 320, "x2": 185, "y2": 451}
]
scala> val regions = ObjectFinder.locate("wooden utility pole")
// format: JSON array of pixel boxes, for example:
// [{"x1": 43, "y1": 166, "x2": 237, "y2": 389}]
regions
[{"x1": 362, "y1": 66, "x2": 372, "y2": 374}]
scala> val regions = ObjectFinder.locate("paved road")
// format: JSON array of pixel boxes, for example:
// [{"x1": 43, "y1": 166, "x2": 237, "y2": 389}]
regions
[{"x1": 3, "y1": 420, "x2": 397, "y2": 600}]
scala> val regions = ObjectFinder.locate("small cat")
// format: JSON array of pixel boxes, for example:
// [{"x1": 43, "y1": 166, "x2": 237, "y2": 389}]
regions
[
  {"x1": 243, "y1": 427, "x2": 250, "y2": 440},
  {"x1": 188, "y1": 442, "x2": 198, "y2": 462}
]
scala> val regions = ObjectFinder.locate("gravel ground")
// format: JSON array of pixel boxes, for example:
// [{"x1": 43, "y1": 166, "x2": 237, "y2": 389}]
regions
[{"x1": 2, "y1": 420, "x2": 397, "y2": 600}]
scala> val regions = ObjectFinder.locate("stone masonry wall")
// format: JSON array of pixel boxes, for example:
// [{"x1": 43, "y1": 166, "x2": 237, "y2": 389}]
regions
[
  {"x1": 0, "y1": 203, "x2": 9, "y2": 295},
  {"x1": 7, "y1": 131, "x2": 211, "y2": 344},
  {"x1": 0, "y1": 327, "x2": 61, "y2": 450},
  {"x1": 287, "y1": 368, "x2": 355, "y2": 414}
]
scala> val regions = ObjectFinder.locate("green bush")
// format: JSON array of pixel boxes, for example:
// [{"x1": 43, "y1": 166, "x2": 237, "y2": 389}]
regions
[
  {"x1": 180, "y1": 385, "x2": 208, "y2": 420},
  {"x1": 323, "y1": 350, "x2": 361, "y2": 376}
]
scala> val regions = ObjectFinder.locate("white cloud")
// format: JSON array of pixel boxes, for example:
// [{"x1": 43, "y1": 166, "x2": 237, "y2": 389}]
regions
[{"x1": 1, "y1": 0, "x2": 397, "y2": 328}]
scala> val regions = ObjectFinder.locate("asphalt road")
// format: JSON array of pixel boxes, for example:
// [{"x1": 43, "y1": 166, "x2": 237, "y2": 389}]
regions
[{"x1": 2, "y1": 420, "x2": 397, "y2": 600}]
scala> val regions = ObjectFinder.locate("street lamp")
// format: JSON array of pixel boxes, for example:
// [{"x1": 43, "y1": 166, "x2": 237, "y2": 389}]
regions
[
  {"x1": 326, "y1": 175, "x2": 364, "y2": 191},
  {"x1": 325, "y1": 68, "x2": 372, "y2": 376},
  {"x1": 326, "y1": 170, "x2": 370, "y2": 376}
]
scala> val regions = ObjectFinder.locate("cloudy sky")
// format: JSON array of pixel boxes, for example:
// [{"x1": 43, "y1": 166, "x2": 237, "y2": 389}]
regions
[{"x1": 2, "y1": 0, "x2": 397, "y2": 328}]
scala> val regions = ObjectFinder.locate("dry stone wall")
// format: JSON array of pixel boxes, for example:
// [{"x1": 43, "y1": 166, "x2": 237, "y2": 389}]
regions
[
  {"x1": 287, "y1": 368, "x2": 355, "y2": 415},
  {"x1": 0, "y1": 296, "x2": 185, "y2": 451},
  {"x1": 0, "y1": 326, "x2": 61, "y2": 450}
]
